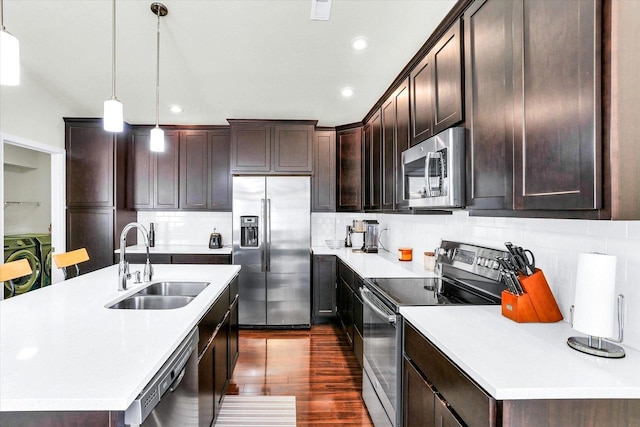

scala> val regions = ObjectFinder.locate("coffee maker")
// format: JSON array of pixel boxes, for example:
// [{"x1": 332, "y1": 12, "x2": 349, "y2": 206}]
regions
[{"x1": 362, "y1": 220, "x2": 379, "y2": 253}]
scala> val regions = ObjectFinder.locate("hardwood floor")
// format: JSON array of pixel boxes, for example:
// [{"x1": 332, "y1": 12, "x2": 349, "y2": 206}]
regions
[{"x1": 227, "y1": 323, "x2": 374, "y2": 426}]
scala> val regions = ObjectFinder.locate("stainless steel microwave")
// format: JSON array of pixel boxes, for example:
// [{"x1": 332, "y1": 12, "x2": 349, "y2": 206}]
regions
[{"x1": 401, "y1": 127, "x2": 465, "y2": 209}]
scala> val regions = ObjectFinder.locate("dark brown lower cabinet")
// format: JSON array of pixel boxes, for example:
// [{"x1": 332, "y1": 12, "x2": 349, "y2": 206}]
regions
[
  {"x1": 335, "y1": 259, "x2": 363, "y2": 368},
  {"x1": 312, "y1": 255, "x2": 337, "y2": 323},
  {"x1": 403, "y1": 322, "x2": 640, "y2": 427},
  {"x1": 403, "y1": 358, "x2": 436, "y2": 427}
]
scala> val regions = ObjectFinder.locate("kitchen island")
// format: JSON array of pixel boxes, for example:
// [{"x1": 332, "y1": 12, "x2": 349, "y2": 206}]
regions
[{"x1": 0, "y1": 264, "x2": 240, "y2": 423}]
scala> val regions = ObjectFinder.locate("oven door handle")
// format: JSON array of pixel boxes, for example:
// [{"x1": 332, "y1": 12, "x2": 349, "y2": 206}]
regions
[{"x1": 360, "y1": 287, "x2": 396, "y2": 325}]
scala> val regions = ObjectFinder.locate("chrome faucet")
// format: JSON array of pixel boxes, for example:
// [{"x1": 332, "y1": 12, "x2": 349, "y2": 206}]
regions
[{"x1": 118, "y1": 222, "x2": 154, "y2": 291}]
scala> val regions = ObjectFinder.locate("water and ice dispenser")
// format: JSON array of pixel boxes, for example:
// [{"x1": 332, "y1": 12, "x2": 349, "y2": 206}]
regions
[{"x1": 240, "y1": 216, "x2": 259, "y2": 247}]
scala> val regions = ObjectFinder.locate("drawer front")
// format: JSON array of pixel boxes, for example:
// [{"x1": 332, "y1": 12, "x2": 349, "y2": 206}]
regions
[
  {"x1": 338, "y1": 260, "x2": 355, "y2": 288},
  {"x1": 404, "y1": 323, "x2": 495, "y2": 427}
]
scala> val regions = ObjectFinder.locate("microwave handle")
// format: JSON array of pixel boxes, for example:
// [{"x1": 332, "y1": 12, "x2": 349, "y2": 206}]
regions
[{"x1": 425, "y1": 152, "x2": 442, "y2": 196}]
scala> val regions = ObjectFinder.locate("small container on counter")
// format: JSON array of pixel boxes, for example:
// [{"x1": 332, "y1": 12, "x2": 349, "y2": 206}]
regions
[
  {"x1": 398, "y1": 247, "x2": 413, "y2": 261},
  {"x1": 424, "y1": 251, "x2": 436, "y2": 270}
]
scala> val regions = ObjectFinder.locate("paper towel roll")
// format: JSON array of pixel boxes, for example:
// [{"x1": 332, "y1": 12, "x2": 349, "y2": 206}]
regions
[{"x1": 573, "y1": 252, "x2": 617, "y2": 338}]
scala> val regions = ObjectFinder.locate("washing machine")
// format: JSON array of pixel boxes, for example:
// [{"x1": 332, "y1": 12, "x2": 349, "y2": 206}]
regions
[
  {"x1": 13, "y1": 233, "x2": 53, "y2": 288},
  {"x1": 3, "y1": 236, "x2": 42, "y2": 298}
]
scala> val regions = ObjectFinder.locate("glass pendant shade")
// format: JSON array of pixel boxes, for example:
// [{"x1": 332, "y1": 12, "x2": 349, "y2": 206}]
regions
[
  {"x1": 0, "y1": 29, "x2": 20, "y2": 86},
  {"x1": 103, "y1": 98, "x2": 123, "y2": 132},
  {"x1": 150, "y1": 126, "x2": 165, "y2": 152}
]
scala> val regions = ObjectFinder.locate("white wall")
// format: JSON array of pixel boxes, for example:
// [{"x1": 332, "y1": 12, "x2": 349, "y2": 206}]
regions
[
  {"x1": 4, "y1": 146, "x2": 52, "y2": 234},
  {"x1": 312, "y1": 212, "x2": 640, "y2": 351}
]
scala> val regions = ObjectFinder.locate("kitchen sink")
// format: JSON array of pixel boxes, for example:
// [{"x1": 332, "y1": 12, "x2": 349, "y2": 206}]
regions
[
  {"x1": 108, "y1": 295, "x2": 195, "y2": 310},
  {"x1": 136, "y1": 281, "x2": 210, "y2": 297},
  {"x1": 108, "y1": 281, "x2": 210, "y2": 310}
]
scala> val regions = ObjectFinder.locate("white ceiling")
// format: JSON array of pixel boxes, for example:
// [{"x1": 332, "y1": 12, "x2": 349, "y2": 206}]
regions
[{"x1": 3, "y1": 0, "x2": 456, "y2": 127}]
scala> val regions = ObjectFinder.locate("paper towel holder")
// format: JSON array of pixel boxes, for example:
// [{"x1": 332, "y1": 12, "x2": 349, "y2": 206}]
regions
[{"x1": 567, "y1": 294, "x2": 625, "y2": 358}]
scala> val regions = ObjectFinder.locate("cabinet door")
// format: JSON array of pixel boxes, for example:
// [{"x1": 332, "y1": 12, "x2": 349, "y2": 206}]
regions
[
  {"x1": 198, "y1": 340, "x2": 215, "y2": 427},
  {"x1": 512, "y1": 0, "x2": 600, "y2": 210},
  {"x1": 208, "y1": 130, "x2": 232, "y2": 210},
  {"x1": 231, "y1": 124, "x2": 271, "y2": 173},
  {"x1": 130, "y1": 128, "x2": 154, "y2": 209},
  {"x1": 395, "y1": 79, "x2": 411, "y2": 208},
  {"x1": 67, "y1": 208, "x2": 114, "y2": 274},
  {"x1": 336, "y1": 127, "x2": 363, "y2": 212},
  {"x1": 214, "y1": 315, "x2": 230, "y2": 413},
  {"x1": 180, "y1": 130, "x2": 209, "y2": 209},
  {"x1": 155, "y1": 130, "x2": 180, "y2": 210},
  {"x1": 432, "y1": 19, "x2": 464, "y2": 134},
  {"x1": 273, "y1": 125, "x2": 313, "y2": 172},
  {"x1": 435, "y1": 396, "x2": 465, "y2": 427},
  {"x1": 403, "y1": 358, "x2": 435, "y2": 427},
  {"x1": 464, "y1": 0, "x2": 514, "y2": 210},
  {"x1": 382, "y1": 96, "x2": 396, "y2": 211},
  {"x1": 312, "y1": 130, "x2": 336, "y2": 212},
  {"x1": 171, "y1": 254, "x2": 231, "y2": 264},
  {"x1": 410, "y1": 52, "x2": 435, "y2": 145},
  {"x1": 131, "y1": 128, "x2": 179, "y2": 210},
  {"x1": 363, "y1": 110, "x2": 382, "y2": 211},
  {"x1": 65, "y1": 121, "x2": 114, "y2": 208},
  {"x1": 228, "y1": 294, "x2": 239, "y2": 375},
  {"x1": 312, "y1": 255, "x2": 337, "y2": 322}
]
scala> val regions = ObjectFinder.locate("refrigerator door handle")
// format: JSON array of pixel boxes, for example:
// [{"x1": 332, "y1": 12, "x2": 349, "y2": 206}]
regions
[
  {"x1": 265, "y1": 198, "x2": 271, "y2": 272},
  {"x1": 261, "y1": 198, "x2": 266, "y2": 272}
]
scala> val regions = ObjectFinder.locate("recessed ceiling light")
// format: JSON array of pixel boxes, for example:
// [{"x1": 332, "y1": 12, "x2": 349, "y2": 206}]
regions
[
  {"x1": 169, "y1": 105, "x2": 183, "y2": 114},
  {"x1": 341, "y1": 87, "x2": 354, "y2": 98},
  {"x1": 351, "y1": 36, "x2": 369, "y2": 51}
]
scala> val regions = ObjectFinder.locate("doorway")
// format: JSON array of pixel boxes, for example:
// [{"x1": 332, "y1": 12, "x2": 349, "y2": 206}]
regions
[{"x1": 1, "y1": 132, "x2": 65, "y2": 294}]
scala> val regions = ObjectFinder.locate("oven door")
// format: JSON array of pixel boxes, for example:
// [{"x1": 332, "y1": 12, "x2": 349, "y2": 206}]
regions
[{"x1": 360, "y1": 286, "x2": 400, "y2": 427}]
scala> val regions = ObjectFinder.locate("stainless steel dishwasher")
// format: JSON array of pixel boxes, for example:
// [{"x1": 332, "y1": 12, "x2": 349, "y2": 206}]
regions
[{"x1": 124, "y1": 327, "x2": 199, "y2": 427}]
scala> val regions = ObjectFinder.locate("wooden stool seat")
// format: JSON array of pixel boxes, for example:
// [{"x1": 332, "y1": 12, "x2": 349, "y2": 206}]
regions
[
  {"x1": 0, "y1": 259, "x2": 34, "y2": 297},
  {"x1": 53, "y1": 248, "x2": 90, "y2": 279}
]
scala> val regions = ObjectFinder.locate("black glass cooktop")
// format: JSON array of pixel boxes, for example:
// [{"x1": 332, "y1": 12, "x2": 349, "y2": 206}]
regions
[{"x1": 366, "y1": 275, "x2": 503, "y2": 309}]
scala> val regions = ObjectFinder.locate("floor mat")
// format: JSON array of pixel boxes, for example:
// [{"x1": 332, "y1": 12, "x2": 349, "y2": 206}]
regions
[{"x1": 215, "y1": 395, "x2": 296, "y2": 427}]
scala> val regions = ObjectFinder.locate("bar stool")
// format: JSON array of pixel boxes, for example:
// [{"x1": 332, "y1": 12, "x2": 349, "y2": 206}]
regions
[
  {"x1": 53, "y1": 248, "x2": 90, "y2": 279},
  {"x1": 0, "y1": 259, "x2": 33, "y2": 298}
]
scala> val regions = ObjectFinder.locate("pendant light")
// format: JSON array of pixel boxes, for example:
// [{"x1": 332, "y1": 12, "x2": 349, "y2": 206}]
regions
[
  {"x1": 103, "y1": 0, "x2": 123, "y2": 132},
  {"x1": 149, "y1": 2, "x2": 167, "y2": 153},
  {"x1": 0, "y1": 0, "x2": 20, "y2": 86}
]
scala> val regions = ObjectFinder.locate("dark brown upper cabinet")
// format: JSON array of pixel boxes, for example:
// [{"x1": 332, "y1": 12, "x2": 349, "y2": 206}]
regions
[
  {"x1": 180, "y1": 129, "x2": 232, "y2": 211},
  {"x1": 465, "y1": 0, "x2": 601, "y2": 214},
  {"x1": 130, "y1": 127, "x2": 180, "y2": 210},
  {"x1": 336, "y1": 126, "x2": 363, "y2": 212},
  {"x1": 464, "y1": 0, "x2": 514, "y2": 211},
  {"x1": 381, "y1": 78, "x2": 411, "y2": 211},
  {"x1": 512, "y1": 0, "x2": 600, "y2": 211},
  {"x1": 363, "y1": 110, "x2": 382, "y2": 211},
  {"x1": 410, "y1": 19, "x2": 463, "y2": 146},
  {"x1": 229, "y1": 120, "x2": 315, "y2": 174},
  {"x1": 312, "y1": 129, "x2": 336, "y2": 212}
]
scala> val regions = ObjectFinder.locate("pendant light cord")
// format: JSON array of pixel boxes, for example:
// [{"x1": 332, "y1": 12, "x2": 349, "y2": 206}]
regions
[
  {"x1": 111, "y1": 0, "x2": 116, "y2": 99},
  {"x1": 155, "y1": 9, "x2": 161, "y2": 128},
  {"x1": 1, "y1": 0, "x2": 6, "y2": 30}
]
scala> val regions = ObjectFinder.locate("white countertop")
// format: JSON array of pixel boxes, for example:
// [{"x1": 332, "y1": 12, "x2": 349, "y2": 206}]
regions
[
  {"x1": 115, "y1": 244, "x2": 232, "y2": 255},
  {"x1": 0, "y1": 263, "x2": 240, "y2": 412},
  {"x1": 401, "y1": 305, "x2": 640, "y2": 400},
  {"x1": 312, "y1": 246, "x2": 436, "y2": 278}
]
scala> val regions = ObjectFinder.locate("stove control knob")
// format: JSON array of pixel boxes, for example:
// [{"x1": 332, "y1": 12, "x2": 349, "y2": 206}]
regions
[{"x1": 491, "y1": 260, "x2": 500, "y2": 269}]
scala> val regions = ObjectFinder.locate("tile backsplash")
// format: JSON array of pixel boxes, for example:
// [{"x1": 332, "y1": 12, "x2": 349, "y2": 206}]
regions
[
  {"x1": 137, "y1": 211, "x2": 232, "y2": 247},
  {"x1": 313, "y1": 211, "x2": 640, "y2": 351}
]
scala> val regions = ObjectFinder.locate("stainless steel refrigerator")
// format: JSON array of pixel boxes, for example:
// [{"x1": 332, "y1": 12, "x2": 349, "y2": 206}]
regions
[{"x1": 232, "y1": 176, "x2": 311, "y2": 327}]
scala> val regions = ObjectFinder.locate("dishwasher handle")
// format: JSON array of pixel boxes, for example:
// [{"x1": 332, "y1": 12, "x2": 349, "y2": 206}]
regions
[
  {"x1": 168, "y1": 366, "x2": 187, "y2": 393},
  {"x1": 360, "y1": 287, "x2": 396, "y2": 324}
]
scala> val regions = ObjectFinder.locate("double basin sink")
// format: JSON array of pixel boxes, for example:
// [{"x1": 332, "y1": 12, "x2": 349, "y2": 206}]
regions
[{"x1": 108, "y1": 281, "x2": 210, "y2": 310}]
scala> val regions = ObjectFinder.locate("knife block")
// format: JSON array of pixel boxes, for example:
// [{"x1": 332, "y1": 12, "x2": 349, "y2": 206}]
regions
[{"x1": 501, "y1": 269, "x2": 563, "y2": 323}]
